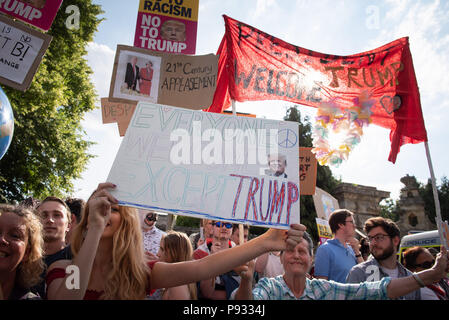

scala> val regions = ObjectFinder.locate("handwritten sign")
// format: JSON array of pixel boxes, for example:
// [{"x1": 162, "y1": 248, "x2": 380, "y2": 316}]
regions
[
  {"x1": 0, "y1": 0, "x2": 63, "y2": 31},
  {"x1": 0, "y1": 14, "x2": 52, "y2": 91},
  {"x1": 316, "y1": 217, "x2": 332, "y2": 245},
  {"x1": 107, "y1": 102, "x2": 300, "y2": 229},
  {"x1": 133, "y1": 0, "x2": 199, "y2": 54},
  {"x1": 299, "y1": 147, "x2": 317, "y2": 195},
  {"x1": 109, "y1": 45, "x2": 218, "y2": 110},
  {"x1": 312, "y1": 187, "x2": 339, "y2": 221}
]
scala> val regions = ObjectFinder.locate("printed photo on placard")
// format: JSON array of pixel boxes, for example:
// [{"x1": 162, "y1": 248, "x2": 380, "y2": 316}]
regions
[{"x1": 112, "y1": 50, "x2": 162, "y2": 103}]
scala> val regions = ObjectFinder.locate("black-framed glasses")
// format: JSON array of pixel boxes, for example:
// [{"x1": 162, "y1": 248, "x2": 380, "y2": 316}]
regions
[
  {"x1": 367, "y1": 234, "x2": 390, "y2": 243},
  {"x1": 414, "y1": 260, "x2": 434, "y2": 269},
  {"x1": 214, "y1": 221, "x2": 232, "y2": 229}
]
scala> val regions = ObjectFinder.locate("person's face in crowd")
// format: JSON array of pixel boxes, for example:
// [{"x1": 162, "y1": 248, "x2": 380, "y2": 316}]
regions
[
  {"x1": 138, "y1": 209, "x2": 157, "y2": 231},
  {"x1": 38, "y1": 201, "x2": 69, "y2": 242},
  {"x1": 367, "y1": 226, "x2": 396, "y2": 261},
  {"x1": 101, "y1": 205, "x2": 122, "y2": 238},
  {"x1": 281, "y1": 238, "x2": 312, "y2": 276},
  {"x1": 231, "y1": 227, "x2": 249, "y2": 245},
  {"x1": 202, "y1": 219, "x2": 213, "y2": 238},
  {"x1": 413, "y1": 249, "x2": 435, "y2": 272},
  {"x1": 157, "y1": 238, "x2": 168, "y2": 262},
  {"x1": 0, "y1": 211, "x2": 29, "y2": 275},
  {"x1": 341, "y1": 215, "x2": 356, "y2": 239},
  {"x1": 160, "y1": 20, "x2": 186, "y2": 41},
  {"x1": 146, "y1": 62, "x2": 153, "y2": 70},
  {"x1": 268, "y1": 155, "x2": 286, "y2": 176},
  {"x1": 213, "y1": 221, "x2": 232, "y2": 241}
]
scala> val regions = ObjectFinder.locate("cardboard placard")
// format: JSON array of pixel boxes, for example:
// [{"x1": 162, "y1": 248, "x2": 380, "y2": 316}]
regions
[
  {"x1": 0, "y1": 14, "x2": 52, "y2": 91},
  {"x1": 107, "y1": 102, "x2": 300, "y2": 229},
  {"x1": 0, "y1": 0, "x2": 63, "y2": 31},
  {"x1": 316, "y1": 217, "x2": 332, "y2": 245},
  {"x1": 312, "y1": 187, "x2": 339, "y2": 221},
  {"x1": 299, "y1": 147, "x2": 317, "y2": 195},
  {"x1": 109, "y1": 45, "x2": 218, "y2": 110},
  {"x1": 133, "y1": 0, "x2": 199, "y2": 54}
]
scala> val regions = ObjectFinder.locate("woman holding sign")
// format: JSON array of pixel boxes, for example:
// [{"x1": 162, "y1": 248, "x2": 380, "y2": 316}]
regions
[{"x1": 45, "y1": 182, "x2": 305, "y2": 300}]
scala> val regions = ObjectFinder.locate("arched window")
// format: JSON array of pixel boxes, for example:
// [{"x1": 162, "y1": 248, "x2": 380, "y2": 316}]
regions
[{"x1": 408, "y1": 213, "x2": 418, "y2": 227}]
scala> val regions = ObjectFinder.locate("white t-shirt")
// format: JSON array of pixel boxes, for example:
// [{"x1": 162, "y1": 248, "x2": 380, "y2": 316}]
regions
[
  {"x1": 420, "y1": 287, "x2": 439, "y2": 300},
  {"x1": 380, "y1": 266, "x2": 399, "y2": 279},
  {"x1": 261, "y1": 252, "x2": 284, "y2": 279}
]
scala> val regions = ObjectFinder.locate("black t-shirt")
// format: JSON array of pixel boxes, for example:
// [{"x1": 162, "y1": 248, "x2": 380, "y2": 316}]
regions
[{"x1": 31, "y1": 245, "x2": 73, "y2": 298}]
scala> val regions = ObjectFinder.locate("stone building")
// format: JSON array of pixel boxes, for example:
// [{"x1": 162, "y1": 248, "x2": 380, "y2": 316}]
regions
[
  {"x1": 332, "y1": 175, "x2": 436, "y2": 237},
  {"x1": 333, "y1": 183, "x2": 390, "y2": 232},
  {"x1": 395, "y1": 175, "x2": 436, "y2": 236}
]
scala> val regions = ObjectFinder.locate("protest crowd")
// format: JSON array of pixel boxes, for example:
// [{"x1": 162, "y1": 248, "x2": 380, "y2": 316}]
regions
[
  {"x1": 0, "y1": 0, "x2": 448, "y2": 305},
  {"x1": 1, "y1": 190, "x2": 448, "y2": 301}
]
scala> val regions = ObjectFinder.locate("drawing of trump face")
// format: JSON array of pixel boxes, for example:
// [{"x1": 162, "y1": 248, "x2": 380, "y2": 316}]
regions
[
  {"x1": 267, "y1": 153, "x2": 287, "y2": 177},
  {"x1": 160, "y1": 20, "x2": 186, "y2": 42}
]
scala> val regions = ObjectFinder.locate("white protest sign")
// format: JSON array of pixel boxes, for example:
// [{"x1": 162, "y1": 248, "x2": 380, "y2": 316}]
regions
[
  {"x1": 0, "y1": 14, "x2": 52, "y2": 91},
  {"x1": 107, "y1": 102, "x2": 300, "y2": 229}
]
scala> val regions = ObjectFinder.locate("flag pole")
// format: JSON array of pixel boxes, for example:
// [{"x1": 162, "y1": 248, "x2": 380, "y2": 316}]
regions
[
  {"x1": 424, "y1": 141, "x2": 445, "y2": 246},
  {"x1": 232, "y1": 100, "x2": 245, "y2": 245}
]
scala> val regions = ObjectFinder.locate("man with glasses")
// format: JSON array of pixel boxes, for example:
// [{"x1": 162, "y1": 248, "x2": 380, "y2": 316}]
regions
[
  {"x1": 138, "y1": 209, "x2": 166, "y2": 260},
  {"x1": 314, "y1": 209, "x2": 363, "y2": 283},
  {"x1": 346, "y1": 217, "x2": 421, "y2": 299},
  {"x1": 193, "y1": 220, "x2": 239, "y2": 299}
]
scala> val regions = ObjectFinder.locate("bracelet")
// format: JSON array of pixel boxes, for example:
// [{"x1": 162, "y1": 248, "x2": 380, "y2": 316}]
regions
[
  {"x1": 412, "y1": 272, "x2": 425, "y2": 288},
  {"x1": 355, "y1": 253, "x2": 362, "y2": 258}
]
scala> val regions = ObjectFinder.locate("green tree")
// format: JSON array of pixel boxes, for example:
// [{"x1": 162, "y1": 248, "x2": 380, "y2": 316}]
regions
[
  {"x1": 379, "y1": 198, "x2": 399, "y2": 221},
  {"x1": 0, "y1": 1, "x2": 103, "y2": 202},
  {"x1": 283, "y1": 106, "x2": 340, "y2": 243},
  {"x1": 419, "y1": 176, "x2": 449, "y2": 224}
]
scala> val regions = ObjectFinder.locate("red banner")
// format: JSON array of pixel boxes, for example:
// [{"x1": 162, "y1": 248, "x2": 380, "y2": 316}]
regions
[{"x1": 206, "y1": 15, "x2": 428, "y2": 163}]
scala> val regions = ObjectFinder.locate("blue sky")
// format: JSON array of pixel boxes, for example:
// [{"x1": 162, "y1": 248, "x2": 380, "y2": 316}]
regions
[{"x1": 73, "y1": 0, "x2": 449, "y2": 206}]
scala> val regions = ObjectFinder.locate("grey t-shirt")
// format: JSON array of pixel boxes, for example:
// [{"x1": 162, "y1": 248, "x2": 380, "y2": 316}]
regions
[{"x1": 346, "y1": 257, "x2": 421, "y2": 300}]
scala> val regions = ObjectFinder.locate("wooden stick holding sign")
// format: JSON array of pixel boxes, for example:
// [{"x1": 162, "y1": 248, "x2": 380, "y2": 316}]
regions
[
  {"x1": 232, "y1": 100, "x2": 245, "y2": 246},
  {"x1": 424, "y1": 141, "x2": 448, "y2": 249}
]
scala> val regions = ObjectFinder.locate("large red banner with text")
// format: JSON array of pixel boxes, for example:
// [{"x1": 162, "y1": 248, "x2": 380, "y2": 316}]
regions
[{"x1": 206, "y1": 15, "x2": 428, "y2": 163}]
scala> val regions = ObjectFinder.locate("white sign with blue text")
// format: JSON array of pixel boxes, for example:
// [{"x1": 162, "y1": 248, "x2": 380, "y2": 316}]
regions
[{"x1": 107, "y1": 102, "x2": 300, "y2": 229}]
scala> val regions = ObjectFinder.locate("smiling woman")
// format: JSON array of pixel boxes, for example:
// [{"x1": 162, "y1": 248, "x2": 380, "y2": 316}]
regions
[{"x1": 0, "y1": 204, "x2": 44, "y2": 300}]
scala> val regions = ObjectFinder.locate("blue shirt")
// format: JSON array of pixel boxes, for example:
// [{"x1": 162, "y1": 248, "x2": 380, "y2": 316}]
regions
[
  {"x1": 314, "y1": 239, "x2": 357, "y2": 283},
  {"x1": 247, "y1": 275, "x2": 391, "y2": 300}
]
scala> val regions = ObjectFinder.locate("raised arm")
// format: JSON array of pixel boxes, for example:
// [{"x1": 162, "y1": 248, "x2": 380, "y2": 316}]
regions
[
  {"x1": 387, "y1": 246, "x2": 449, "y2": 299},
  {"x1": 46, "y1": 183, "x2": 118, "y2": 300},
  {"x1": 150, "y1": 224, "x2": 305, "y2": 290}
]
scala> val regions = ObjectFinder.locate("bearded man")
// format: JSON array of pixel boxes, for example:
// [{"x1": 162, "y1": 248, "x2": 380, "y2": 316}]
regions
[{"x1": 346, "y1": 217, "x2": 421, "y2": 300}]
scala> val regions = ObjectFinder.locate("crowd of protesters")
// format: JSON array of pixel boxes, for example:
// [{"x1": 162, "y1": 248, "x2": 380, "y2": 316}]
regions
[{"x1": 0, "y1": 185, "x2": 448, "y2": 300}]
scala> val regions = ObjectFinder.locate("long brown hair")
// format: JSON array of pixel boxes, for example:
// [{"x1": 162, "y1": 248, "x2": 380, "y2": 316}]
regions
[
  {"x1": 71, "y1": 204, "x2": 149, "y2": 299},
  {"x1": 161, "y1": 231, "x2": 197, "y2": 299}
]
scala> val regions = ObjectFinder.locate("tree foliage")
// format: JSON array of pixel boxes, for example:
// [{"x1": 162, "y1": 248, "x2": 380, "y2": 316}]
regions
[
  {"x1": 419, "y1": 176, "x2": 449, "y2": 223},
  {"x1": 0, "y1": 1, "x2": 103, "y2": 202}
]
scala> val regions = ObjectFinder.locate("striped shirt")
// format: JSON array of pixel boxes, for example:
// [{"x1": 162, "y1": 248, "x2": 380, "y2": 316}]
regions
[{"x1": 251, "y1": 275, "x2": 391, "y2": 300}]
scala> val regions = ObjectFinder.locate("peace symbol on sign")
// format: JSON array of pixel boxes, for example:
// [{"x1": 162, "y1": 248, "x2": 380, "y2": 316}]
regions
[{"x1": 277, "y1": 129, "x2": 298, "y2": 148}]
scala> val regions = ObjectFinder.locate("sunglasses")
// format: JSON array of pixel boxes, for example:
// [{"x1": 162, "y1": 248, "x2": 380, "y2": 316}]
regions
[
  {"x1": 214, "y1": 221, "x2": 232, "y2": 229},
  {"x1": 414, "y1": 260, "x2": 434, "y2": 269},
  {"x1": 145, "y1": 213, "x2": 157, "y2": 222}
]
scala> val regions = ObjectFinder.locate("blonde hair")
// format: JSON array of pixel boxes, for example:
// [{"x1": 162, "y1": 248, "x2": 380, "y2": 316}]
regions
[
  {"x1": 161, "y1": 231, "x2": 197, "y2": 299},
  {"x1": 71, "y1": 205, "x2": 149, "y2": 299},
  {"x1": 0, "y1": 204, "x2": 44, "y2": 288}
]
